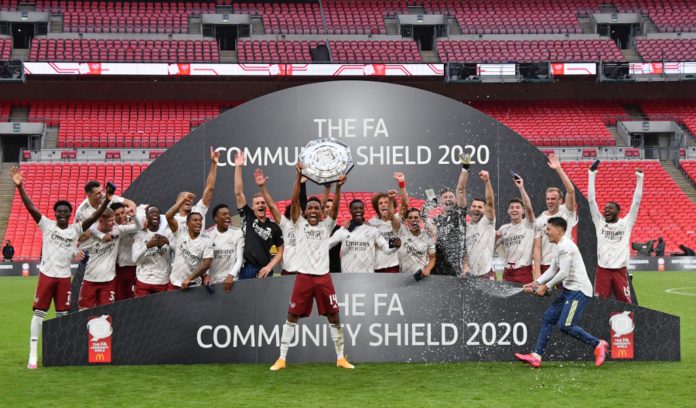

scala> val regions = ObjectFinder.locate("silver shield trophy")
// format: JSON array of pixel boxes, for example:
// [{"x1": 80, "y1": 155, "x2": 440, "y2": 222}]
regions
[{"x1": 300, "y1": 137, "x2": 354, "y2": 184}]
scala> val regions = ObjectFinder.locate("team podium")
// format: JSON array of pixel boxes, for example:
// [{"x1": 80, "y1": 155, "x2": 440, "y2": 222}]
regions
[{"x1": 43, "y1": 274, "x2": 679, "y2": 366}]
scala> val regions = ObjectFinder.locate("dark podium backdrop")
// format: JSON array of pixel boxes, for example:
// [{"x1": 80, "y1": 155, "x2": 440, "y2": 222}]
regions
[
  {"x1": 124, "y1": 80, "x2": 598, "y2": 280},
  {"x1": 43, "y1": 81, "x2": 680, "y2": 366},
  {"x1": 43, "y1": 275, "x2": 679, "y2": 366}
]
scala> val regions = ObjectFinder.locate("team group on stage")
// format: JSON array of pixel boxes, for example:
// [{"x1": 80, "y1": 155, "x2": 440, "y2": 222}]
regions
[{"x1": 11, "y1": 147, "x2": 643, "y2": 369}]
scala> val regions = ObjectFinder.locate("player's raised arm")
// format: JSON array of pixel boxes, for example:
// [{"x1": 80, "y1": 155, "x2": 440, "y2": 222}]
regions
[
  {"x1": 480, "y1": 170, "x2": 495, "y2": 221},
  {"x1": 201, "y1": 147, "x2": 220, "y2": 208},
  {"x1": 166, "y1": 193, "x2": 193, "y2": 233},
  {"x1": 456, "y1": 155, "x2": 471, "y2": 209},
  {"x1": 290, "y1": 163, "x2": 304, "y2": 223},
  {"x1": 234, "y1": 150, "x2": 247, "y2": 210},
  {"x1": 547, "y1": 153, "x2": 576, "y2": 213},
  {"x1": 393, "y1": 172, "x2": 410, "y2": 220},
  {"x1": 627, "y1": 169, "x2": 644, "y2": 224},
  {"x1": 255, "y1": 168, "x2": 281, "y2": 223},
  {"x1": 515, "y1": 175, "x2": 535, "y2": 224},
  {"x1": 587, "y1": 160, "x2": 602, "y2": 223},
  {"x1": 328, "y1": 176, "x2": 346, "y2": 221},
  {"x1": 10, "y1": 167, "x2": 42, "y2": 224}
]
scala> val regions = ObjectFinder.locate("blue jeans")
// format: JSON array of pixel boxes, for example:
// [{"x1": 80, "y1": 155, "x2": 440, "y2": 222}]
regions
[
  {"x1": 534, "y1": 289, "x2": 600, "y2": 356},
  {"x1": 239, "y1": 263, "x2": 274, "y2": 280}
]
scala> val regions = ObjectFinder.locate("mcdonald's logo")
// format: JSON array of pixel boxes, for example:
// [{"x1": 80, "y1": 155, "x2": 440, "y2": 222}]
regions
[
  {"x1": 95, "y1": 353, "x2": 104, "y2": 362},
  {"x1": 616, "y1": 349, "x2": 628, "y2": 358}
]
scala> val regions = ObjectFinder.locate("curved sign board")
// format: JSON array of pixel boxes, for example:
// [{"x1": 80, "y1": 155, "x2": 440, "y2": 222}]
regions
[
  {"x1": 124, "y1": 80, "x2": 598, "y2": 278},
  {"x1": 43, "y1": 275, "x2": 679, "y2": 365}
]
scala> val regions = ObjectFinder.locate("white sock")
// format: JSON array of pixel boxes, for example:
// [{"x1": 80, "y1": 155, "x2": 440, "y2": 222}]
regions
[
  {"x1": 29, "y1": 310, "x2": 46, "y2": 365},
  {"x1": 330, "y1": 323, "x2": 344, "y2": 359},
  {"x1": 279, "y1": 321, "x2": 296, "y2": 360},
  {"x1": 532, "y1": 352, "x2": 542, "y2": 360}
]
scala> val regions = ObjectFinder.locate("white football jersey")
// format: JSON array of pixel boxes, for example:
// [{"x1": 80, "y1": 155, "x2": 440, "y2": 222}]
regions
[
  {"x1": 537, "y1": 237, "x2": 593, "y2": 297},
  {"x1": 497, "y1": 219, "x2": 535, "y2": 269},
  {"x1": 81, "y1": 224, "x2": 139, "y2": 282},
  {"x1": 398, "y1": 226, "x2": 435, "y2": 274},
  {"x1": 589, "y1": 171, "x2": 643, "y2": 269},
  {"x1": 169, "y1": 228, "x2": 214, "y2": 287},
  {"x1": 368, "y1": 216, "x2": 400, "y2": 269},
  {"x1": 37, "y1": 217, "x2": 84, "y2": 278},
  {"x1": 295, "y1": 216, "x2": 336, "y2": 276},
  {"x1": 174, "y1": 199, "x2": 209, "y2": 231},
  {"x1": 207, "y1": 225, "x2": 244, "y2": 283},
  {"x1": 534, "y1": 204, "x2": 578, "y2": 265},
  {"x1": 75, "y1": 195, "x2": 124, "y2": 223},
  {"x1": 279, "y1": 215, "x2": 300, "y2": 273},
  {"x1": 133, "y1": 229, "x2": 173, "y2": 285},
  {"x1": 466, "y1": 215, "x2": 496, "y2": 276},
  {"x1": 329, "y1": 224, "x2": 393, "y2": 273}
]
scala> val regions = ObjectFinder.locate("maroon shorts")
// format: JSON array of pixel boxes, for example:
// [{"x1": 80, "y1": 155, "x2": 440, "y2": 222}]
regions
[
  {"x1": 281, "y1": 270, "x2": 297, "y2": 276},
  {"x1": 167, "y1": 282, "x2": 181, "y2": 291},
  {"x1": 33, "y1": 272, "x2": 72, "y2": 312},
  {"x1": 474, "y1": 270, "x2": 497, "y2": 281},
  {"x1": 134, "y1": 279, "x2": 169, "y2": 297},
  {"x1": 503, "y1": 265, "x2": 533, "y2": 284},
  {"x1": 595, "y1": 266, "x2": 632, "y2": 304},
  {"x1": 115, "y1": 265, "x2": 136, "y2": 301},
  {"x1": 375, "y1": 265, "x2": 400, "y2": 273},
  {"x1": 78, "y1": 279, "x2": 116, "y2": 310},
  {"x1": 288, "y1": 273, "x2": 340, "y2": 318}
]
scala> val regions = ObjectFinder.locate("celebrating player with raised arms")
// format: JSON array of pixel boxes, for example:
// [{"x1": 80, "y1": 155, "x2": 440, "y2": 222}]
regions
[
  {"x1": 234, "y1": 151, "x2": 284, "y2": 279},
  {"x1": 132, "y1": 206, "x2": 172, "y2": 297},
  {"x1": 497, "y1": 173, "x2": 536, "y2": 284},
  {"x1": 329, "y1": 200, "x2": 401, "y2": 273},
  {"x1": 398, "y1": 208, "x2": 436, "y2": 278},
  {"x1": 255, "y1": 168, "x2": 316, "y2": 276},
  {"x1": 165, "y1": 193, "x2": 214, "y2": 290},
  {"x1": 77, "y1": 207, "x2": 142, "y2": 310},
  {"x1": 270, "y1": 163, "x2": 353, "y2": 371},
  {"x1": 515, "y1": 217, "x2": 608, "y2": 368},
  {"x1": 533, "y1": 153, "x2": 578, "y2": 280},
  {"x1": 172, "y1": 147, "x2": 219, "y2": 231},
  {"x1": 589, "y1": 160, "x2": 643, "y2": 304},
  {"x1": 206, "y1": 204, "x2": 244, "y2": 293},
  {"x1": 465, "y1": 170, "x2": 497, "y2": 280},
  {"x1": 423, "y1": 155, "x2": 470, "y2": 276},
  {"x1": 10, "y1": 167, "x2": 109, "y2": 369},
  {"x1": 368, "y1": 172, "x2": 409, "y2": 273}
]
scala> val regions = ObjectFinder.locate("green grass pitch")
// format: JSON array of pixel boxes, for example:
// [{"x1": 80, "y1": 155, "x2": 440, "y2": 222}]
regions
[{"x1": 1, "y1": 272, "x2": 694, "y2": 407}]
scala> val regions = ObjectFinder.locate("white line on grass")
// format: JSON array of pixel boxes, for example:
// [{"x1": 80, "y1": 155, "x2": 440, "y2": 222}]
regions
[{"x1": 665, "y1": 287, "x2": 696, "y2": 297}]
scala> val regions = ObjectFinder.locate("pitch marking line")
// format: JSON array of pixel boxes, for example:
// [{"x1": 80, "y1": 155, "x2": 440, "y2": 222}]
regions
[{"x1": 665, "y1": 287, "x2": 696, "y2": 297}]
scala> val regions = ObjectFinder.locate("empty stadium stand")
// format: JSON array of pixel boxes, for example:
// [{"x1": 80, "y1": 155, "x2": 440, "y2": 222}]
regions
[
  {"x1": 636, "y1": 39, "x2": 696, "y2": 61},
  {"x1": 35, "y1": 0, "x2": 214, "y2": 33},
  {"x1": 681, "y1": 160, "x2": 696, "y2": 185},
  {"x1": 4, "y1": 162, "x2": 148, "y2": 259},
  {"x1": 330, "y1": 40, "x2": 422, "y2": 63},
  {"x1": 564, "y1": 160, "x2": 696, "y2": 254},
  {"x1": 423, "y1": 0, "x2": 599, "y2": 34},
  {"x1": 473, "y1": 101, "x2": 624, "y2": 146},
  {"x1": 234, "y1": 2, "x2": 324, "y2": 35},
  {"x1": 639, "y1": 100, "x2": 696, "y2": 135},
  {"x1": 237, "y1": 40, "x2": 320, "y2": 63},
  {"x1": 437, "y1": 40, "x2": 625, "y2": 63},
  {"x1": 615, "y1": 0, "x2": 696, "y2": 33},
  {"x1": 28, "y1": 102, "x2": 222, "y2": 148},
  {"x1": 0, "y1": 38, "x2": 11, "y2": 60},
  {"x1": 27, "y1": 39, "x2": 220, "y2": 63}
]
